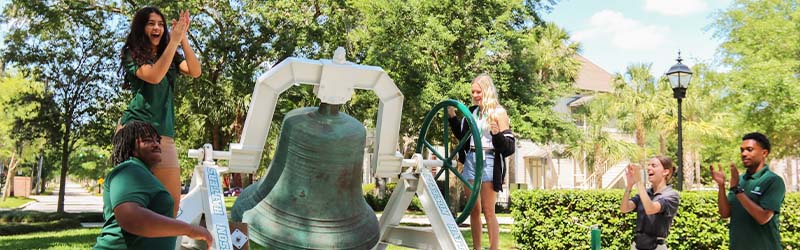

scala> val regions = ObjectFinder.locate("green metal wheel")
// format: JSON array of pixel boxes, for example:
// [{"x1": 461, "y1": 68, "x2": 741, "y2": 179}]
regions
[{"x1": 416, "y1": 99, "x2": 483, "y2": 224}]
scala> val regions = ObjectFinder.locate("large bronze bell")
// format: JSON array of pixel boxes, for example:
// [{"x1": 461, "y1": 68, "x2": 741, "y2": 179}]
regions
[{"x1": 232, "y1": 104, "x2": 379, "y2": 249}]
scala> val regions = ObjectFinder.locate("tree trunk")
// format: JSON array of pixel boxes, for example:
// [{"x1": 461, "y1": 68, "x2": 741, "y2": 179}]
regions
[
  {"x1": 34, "y1": 152, "x2": 43, "y2": 194},
  {"x1": 684, "y1": 151, "x2": 694, "y2": 190},
  {"x1": 594, "y1": 144, "x2": 603, "y2": 188},
  {"x1": 794, "y1": 157, "x2": 799, "y2": 192},
  {"x1": 636, "y1": 124, "x2": 646, "y2": 165},
  {"x1": 680, "y1": 150, "x2": 693, "y2": 191},
  {"x1": 694, "y1": 152, "x2": 702, "y2": 189},
  {"x1": 658, "y1": 134, "x2": 666, "y2": 156},
  {"x1": 57, "y1": 122, "x2": 72, "y2": 213},
  {"x1": 233, "y1": 108, "x2": 245, "y2": 140},
  {"x1": 210, "y1": 125, "x2": 219, "y2": 150},
  {"x1": 2, "y1": 154, "x2": 19, "y2": 201},
  {"x1": 450, "y1": 162, "x2": 464, "y2": 216},
  {"x1": 595, "y1": 162, "x2": 604, "y2": 189},
  {"x1": 685, "y1": 151, "x2": 692, "y2": 189},
  {"x1": 39, "y1": 159, "x2": 48, "y2": 194}
]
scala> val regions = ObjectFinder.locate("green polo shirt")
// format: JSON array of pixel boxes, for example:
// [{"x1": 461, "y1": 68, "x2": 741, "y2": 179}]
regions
[
  {"x1": 727, "y1": 165, "x2": 785, "y2": 250},
  {"x1": 94, "y1": 157, "x2": 175, "y2": 250},
  {"x1": 120, "y1": 52, "x2": 183, "y2": 137}
]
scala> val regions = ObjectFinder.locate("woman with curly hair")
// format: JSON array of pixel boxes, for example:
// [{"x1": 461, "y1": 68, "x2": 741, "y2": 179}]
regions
[{"x1": 118, "y1": 6, "x2": 201, "y2": 216}]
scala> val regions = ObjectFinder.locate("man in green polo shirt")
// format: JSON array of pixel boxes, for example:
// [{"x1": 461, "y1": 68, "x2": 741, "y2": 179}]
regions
[
  {"x1": 711, "y1": 132, "x2": 785, "y2": 250},
  {"x1": 95, "y1": 121, "x2": 212, "y2": 249}
]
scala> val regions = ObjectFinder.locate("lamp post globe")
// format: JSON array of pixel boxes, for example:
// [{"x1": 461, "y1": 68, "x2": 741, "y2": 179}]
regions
[{"x1": 666, "y1": 52, "x2": 692, "y2": 191}]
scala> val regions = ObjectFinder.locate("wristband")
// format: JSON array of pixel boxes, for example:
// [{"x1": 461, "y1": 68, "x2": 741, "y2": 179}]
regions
[{"x1": 729, "y1": 186, "x2": 745, "y2": 194}]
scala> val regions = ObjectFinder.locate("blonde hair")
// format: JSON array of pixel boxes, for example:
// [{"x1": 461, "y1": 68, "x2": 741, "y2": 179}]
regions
[{"x1": 472, "y1": 74, "x2": 502, "y2": 129}]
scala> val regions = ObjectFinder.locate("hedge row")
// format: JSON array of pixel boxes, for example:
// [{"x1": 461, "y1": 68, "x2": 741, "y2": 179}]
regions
[
  {"x1": 0, "y1": 211, "x2": 104, "y2": 235},
  {"x1": 511, "y1": 190, "x2": 800, "y2": 249}
]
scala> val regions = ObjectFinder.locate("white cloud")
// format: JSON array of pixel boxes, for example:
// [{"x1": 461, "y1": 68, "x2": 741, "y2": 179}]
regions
[
  {"x1": 572, "y1": 10, "x2": 669, "y2": 51},
  {"x1": 644, "y1": 0, "x2": 709, "y2": 16}
]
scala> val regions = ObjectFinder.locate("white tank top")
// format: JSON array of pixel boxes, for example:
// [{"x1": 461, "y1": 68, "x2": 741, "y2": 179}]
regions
[{"x1": 471, "y1": 108, "x2": 494, "y2": 150}]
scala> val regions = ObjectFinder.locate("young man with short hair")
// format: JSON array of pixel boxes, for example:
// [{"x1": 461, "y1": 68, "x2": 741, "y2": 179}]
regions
[{"x1": 710, "y1": 132, "x2": 785, "y2": 250}]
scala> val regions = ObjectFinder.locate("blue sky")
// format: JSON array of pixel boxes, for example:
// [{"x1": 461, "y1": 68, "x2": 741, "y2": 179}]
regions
[{"x1": 543, "y1": 0, "x2": 733, "y2": 77}]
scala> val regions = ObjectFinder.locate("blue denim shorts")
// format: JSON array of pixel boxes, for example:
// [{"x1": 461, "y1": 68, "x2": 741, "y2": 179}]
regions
[{"x1": 462, "y1": 150, "x2": 494, "y2": 183}]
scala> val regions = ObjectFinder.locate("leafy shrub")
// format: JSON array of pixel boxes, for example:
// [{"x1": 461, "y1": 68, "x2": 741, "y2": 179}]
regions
[
  {"x1": 0, "y1": 211, "x2": 103, "y2": 224},
  {"x1": 362, "y1": 183, "x2": 376, "y2": 195},
  {"x1": 511, "y1": 190, "x2": 800, "y2": 250},
  {"x1": 0, "y1": 218, "x2": 81, "y2": 235},
  {"x1": 0, "y1": 211, "x2": 104, "y2": 235},
  {"x1": 363, "y1": 182, "x2": 422, "y2": 211}
]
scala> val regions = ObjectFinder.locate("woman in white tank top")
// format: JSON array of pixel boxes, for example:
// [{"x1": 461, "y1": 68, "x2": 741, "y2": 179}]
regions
[{"x1": 448, "y1": 74, "x2": 514, "y2": 250}]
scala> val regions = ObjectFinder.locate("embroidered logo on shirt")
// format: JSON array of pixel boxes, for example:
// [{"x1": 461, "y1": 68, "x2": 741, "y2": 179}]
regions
[{"x1": 751, "y1": 186, "x2": 762, "y2": 195}]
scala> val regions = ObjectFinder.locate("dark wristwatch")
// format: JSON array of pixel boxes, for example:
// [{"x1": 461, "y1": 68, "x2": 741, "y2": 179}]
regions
[{"x1": 730, "y1": 186, "x2": 745, "y2": 194}]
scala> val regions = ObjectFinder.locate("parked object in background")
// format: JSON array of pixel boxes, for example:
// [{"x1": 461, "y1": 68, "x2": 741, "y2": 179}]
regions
[{"x1": 224, "y1": 187, "x2": 242, "y2": 197}]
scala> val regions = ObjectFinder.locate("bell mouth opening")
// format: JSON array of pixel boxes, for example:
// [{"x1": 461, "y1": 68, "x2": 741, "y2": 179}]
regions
[{"x1": 318, "y1": 103, "x2": 340, "y2": 115}]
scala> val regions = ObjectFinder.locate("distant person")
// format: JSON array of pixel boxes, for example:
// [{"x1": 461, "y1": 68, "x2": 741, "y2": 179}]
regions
[
  {"x1": 94, "y1": 120, "x2": 212, "y2": 250},
  {"x1": 620, "y1": 156, "x2": 680, "y2": 250},
  {"x1": 118, "y1": 6, "x2": 202, "y2": 216},
  {"x1": 711, "y1": 132, "x2": 785, "y2": 250},
  {"x1": 448, "y1": 73, "x2": 515, "y2": 250}
]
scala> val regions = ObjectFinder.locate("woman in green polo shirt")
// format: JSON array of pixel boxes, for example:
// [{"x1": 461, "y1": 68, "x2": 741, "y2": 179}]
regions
[
  {"x1": 118, "y1": 6, "x2": 202, "y2": 216},
  {"x1": 620, "y1": 156, "x2": 681, "y2": 250},
  {"x1": 95, "y1": 121, "x2": 212, "y2": 249}
]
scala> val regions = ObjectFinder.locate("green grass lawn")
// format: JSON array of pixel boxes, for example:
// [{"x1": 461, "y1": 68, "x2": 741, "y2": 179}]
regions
[
  {"x1": 246, "y1": 230, "x2": 514, "y2": 249},
  {"x1": 390, "y1": 231, "x2": 515, "y2": 250},
  {"x1": 0, "y1": 196, "x2": 35, "y2": 209},
  {"x1": 0, "y1": 227, "x2": 515, "y2": 249},
  {"x1": 224, "y1": 196, "x2": 516, "y2": 249},
  {"x1": 225, "y1": 196, "x2": 236, "y2": 212},
  {"x1": 0, "y1": 197, "x2": 514, "y2": 249},
  {"x1": 0, "y1": 228, "x2": 100, "y2": 249}
]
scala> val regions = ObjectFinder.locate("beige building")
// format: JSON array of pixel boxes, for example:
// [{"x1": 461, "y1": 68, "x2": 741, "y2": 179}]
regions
[{"x1": 503, "y1": 55, "x2": 630, "y2": 199}]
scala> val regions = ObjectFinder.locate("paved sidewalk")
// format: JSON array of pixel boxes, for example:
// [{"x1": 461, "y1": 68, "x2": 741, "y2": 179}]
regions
[{"x1": 22, "y1": 179, "x2": 103, "y2": 213}]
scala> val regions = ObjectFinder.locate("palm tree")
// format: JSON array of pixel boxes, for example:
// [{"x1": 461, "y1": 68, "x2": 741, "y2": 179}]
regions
[
  {"x1": 565, "y1": 94, "x2": 637, "y2": 188},
  {"x1": 611, "y1": 63, "x2": 661, "y2": 164}
]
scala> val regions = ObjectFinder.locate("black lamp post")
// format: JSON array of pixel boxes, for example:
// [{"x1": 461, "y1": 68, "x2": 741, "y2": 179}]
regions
[{"x1": 666, "y1": 52, "x2": 693, "y2": 191}]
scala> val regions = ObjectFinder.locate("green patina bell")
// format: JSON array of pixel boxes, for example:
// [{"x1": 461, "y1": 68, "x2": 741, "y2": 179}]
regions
[{"x1": 233, "y1": 104, "x2": 378, "y2": 249}]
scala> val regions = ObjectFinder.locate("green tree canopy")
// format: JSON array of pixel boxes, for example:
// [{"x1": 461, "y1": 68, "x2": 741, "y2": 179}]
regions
[{"x1": 712, "y1": 0, "x2": 800, "y2": 157}]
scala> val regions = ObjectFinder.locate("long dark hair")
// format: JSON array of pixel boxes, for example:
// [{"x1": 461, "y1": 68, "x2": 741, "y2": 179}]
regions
[
  {"x1": 119, "y1": 7, "x2": 172, "y2": 90},
  {"x1": 112, "y1": 120, "x2": 160, "y2": 166}
]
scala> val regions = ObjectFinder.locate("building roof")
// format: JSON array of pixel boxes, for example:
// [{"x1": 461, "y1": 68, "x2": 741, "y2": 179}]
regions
[{"x1": 574, "y1": 55, "x2": 613, "y2": 92}]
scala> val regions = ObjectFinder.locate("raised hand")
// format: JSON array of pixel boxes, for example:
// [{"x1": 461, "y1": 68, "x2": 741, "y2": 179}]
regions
[
  {"x1": 169, "y1": 11, "x2": 188, "y2": 45},
  {"x1": 625, "y1": 164, "x2": 639, "y2": 188},
  {"x1": 490, "y1": 121, "x2": 500, "y2": 135},
  {"x1": 729, "y1": 163, "x2": 740, "y2": 188},
  {"x1": 447, "y1": 106, "x2": 456, "y2": 118},
  {"x1": 180, "y1": 10, "x2": 191, "y2": 43},
  {"x1": 625, "y1": 164, "x2": 636, "y2": 189},
  {"x1": 710, "y1": 164, "x2": 726, "y2": 187}
]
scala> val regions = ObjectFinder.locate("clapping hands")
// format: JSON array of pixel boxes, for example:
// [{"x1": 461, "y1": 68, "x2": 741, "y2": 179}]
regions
[
  {"x1": 709, "y1": 163, "x2": 740, "y2": 188},
  {"x1": 624, "y1": 164, "x2": 641, "y2": 188},
  {"x1": 170, "y1": 10, "x2": 191, "y2": 44}
]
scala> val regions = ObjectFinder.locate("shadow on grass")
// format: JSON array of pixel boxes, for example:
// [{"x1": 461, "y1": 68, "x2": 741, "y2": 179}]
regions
[
  {"x1": 0, "y1": 228, "x2": 99, "y2": 249},
  {"x1": 246, "y1": 230, "x2": 516, "y2": 250}
]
